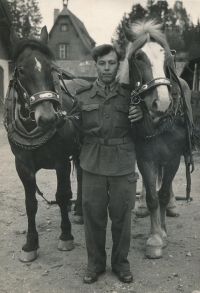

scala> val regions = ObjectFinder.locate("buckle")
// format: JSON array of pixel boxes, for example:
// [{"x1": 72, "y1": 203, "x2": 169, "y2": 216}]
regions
[{"x1": 104, "y1": 139, "x2": 108, "y2": 145}]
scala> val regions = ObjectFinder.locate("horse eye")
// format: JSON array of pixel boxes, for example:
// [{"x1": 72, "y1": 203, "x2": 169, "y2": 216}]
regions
[
  {"x1": 135, "y1": 54, "x2": 142, "y2": 61},
  {"x1": 18, "y1": 68, "x2": 24, "y2": 75}
]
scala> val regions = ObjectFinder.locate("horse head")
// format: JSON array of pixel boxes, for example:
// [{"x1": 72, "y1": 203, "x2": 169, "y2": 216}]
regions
[
  {"x1": 120, "y1": 20, "x2": 176, "y2": 123},
  {"x1": 10, "y1": 27, "x2": 60, "y2": 131}
]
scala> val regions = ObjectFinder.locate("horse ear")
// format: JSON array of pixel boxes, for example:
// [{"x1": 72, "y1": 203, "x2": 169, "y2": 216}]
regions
[
  {"x1": 10, "y1": 27, "x2": 20, "y2": 43},
  {"x1": 40, "y1": 26, "x2": 49, "y2": 44},
  {"x1": 122, "y1": 23, "x2": 134, "y2": 42}
]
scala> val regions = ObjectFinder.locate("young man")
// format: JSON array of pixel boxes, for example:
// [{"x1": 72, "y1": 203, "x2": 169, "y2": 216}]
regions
[{"x1": 60, "y1": 44, "x2": 143, "y2": 284}]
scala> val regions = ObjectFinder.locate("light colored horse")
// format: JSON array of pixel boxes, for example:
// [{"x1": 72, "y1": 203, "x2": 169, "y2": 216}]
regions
[{"x1": 118, "y1": 20, "x2": 194, "y2": 259}]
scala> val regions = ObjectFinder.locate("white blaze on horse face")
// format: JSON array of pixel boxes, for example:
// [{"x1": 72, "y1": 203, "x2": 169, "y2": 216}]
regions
[
  {"x1": 141, "y1": 42, "x2": 171, "y2": 113},
  {"x1": 34, "y1": 57, "x2": 42, "y2": 72}
]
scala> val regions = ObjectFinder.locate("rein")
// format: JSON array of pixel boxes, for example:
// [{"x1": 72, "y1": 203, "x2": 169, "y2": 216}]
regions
[{"x1": 3, "y1": 63, "x2": 76, "y2": 150}]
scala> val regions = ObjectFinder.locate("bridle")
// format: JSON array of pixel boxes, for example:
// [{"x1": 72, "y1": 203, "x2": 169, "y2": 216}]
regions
[
  {"x1": 11, "y1": 63, "x2": 76, "y2": 121},
  {"x1": 128, "y1": 54, "x2": 172, "y2": 106},
  {"x1": 127, "y1": 49, "x2": 195, "y2": 197}
]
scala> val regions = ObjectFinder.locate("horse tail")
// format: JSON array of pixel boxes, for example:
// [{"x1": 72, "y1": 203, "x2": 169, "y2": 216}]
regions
[{"x1": 157, "y1": 164, "x2": 163, "y2": 188}]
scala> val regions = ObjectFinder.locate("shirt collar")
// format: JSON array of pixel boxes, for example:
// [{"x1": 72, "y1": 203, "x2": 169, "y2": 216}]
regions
[{"x1": 96, "y1": 78, "x2": 117, "y2": 92}]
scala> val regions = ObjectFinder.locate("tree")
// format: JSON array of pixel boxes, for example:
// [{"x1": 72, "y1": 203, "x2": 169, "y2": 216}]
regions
[
  {"x1": 112, "y1": 0, "x2": 196, "y2": 61},
  {"x1": 112, "y1": 4, "x2": 147, "y2": 58},
  {"x1": 147, "y1": 0, "x2": 169, "y2": 23},
  {"x1": 182, "y1": 20, "x2": 200, "y2": 59},
  {"x1": 8, "y1": 0, "x2": 42, "y2": 38}
]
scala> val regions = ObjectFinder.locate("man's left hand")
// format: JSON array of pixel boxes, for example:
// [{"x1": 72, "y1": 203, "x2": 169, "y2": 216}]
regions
[{"x1": 128, "y1": 105, "x2": 143, "y2": 123}]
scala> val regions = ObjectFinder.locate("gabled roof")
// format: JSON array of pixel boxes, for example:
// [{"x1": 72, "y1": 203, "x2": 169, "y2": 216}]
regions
[
  {"x1": 0, "y1": 0, "x2": 12, "y2": 27},
  {"x1": 49, "y1": 5, "x2": 95, "y2": 53}
]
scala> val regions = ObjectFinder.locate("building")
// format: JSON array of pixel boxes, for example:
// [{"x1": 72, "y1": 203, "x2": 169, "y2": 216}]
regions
[
  {"x1": 48, "y1": 1, "x2": 97, "y2": 81},
  {"x1": 0, "y1": 0, "x2": 12, "y2": 111},
  {"x1": 48, "y1": 3, "x2": 95, "y2": 61}
]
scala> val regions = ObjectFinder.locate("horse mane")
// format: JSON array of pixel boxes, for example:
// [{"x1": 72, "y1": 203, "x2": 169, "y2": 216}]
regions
[
  {"x1": 10, "y1": 38, "x2": 55, "y2": 62},
  {"x1": 118, "y1": 19, "x2": 171, "y2": 84}
]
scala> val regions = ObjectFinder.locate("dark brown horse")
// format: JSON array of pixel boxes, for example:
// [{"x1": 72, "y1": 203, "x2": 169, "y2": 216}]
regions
[
  {"x1": 119, "y1": 20, "x2": 194, "y2": 259},
  {"x1": 3, "y1": 26, "x2": 85, "y2": 262}
]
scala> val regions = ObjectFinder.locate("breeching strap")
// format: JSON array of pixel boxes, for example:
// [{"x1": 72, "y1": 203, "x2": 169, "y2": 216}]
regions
[{"x1": 168, "y1": 66, "x2": 194, "y2": 201}]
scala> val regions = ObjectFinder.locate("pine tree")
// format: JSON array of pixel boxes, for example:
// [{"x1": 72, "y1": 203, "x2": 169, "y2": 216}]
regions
[
  {"x1": 8, "y1": 0, "x2": 42, "y2": 38},
  {"x1": 183, "y1": 19, "x2": 200, "y2": 60},
  {"x1": 112, "y1": 4, "x2": 147, "y2": 58},
  {"x1": 112, "y1": 0, "x2": 196, "y2": 61}
]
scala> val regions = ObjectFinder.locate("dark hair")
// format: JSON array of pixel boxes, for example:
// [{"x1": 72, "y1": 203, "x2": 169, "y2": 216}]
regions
[{"x1": 92, "y1": 44, "x2": 121, "y2": 62}]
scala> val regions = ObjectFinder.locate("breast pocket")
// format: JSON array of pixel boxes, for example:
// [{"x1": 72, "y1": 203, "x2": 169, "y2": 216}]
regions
[
  {"x1": 115, "y1": 104, "x2": 129, "y2": 127},
  {"x1": 82, "y1": 103, "x2": 101, "y2": 129}
]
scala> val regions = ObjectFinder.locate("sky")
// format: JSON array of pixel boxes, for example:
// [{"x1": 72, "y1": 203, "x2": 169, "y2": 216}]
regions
[{"x1": 38, "y1": 0, "x2": 200, "y2": 45}]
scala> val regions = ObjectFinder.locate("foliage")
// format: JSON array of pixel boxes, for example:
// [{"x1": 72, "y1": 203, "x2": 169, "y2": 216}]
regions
[
  {"x1": 112, "y1": 0, "x2": 200, "y2": 61},
  {"x1": 8, "y1": 0, "x2": 42, "y2": 38},
  {"x1": 182, "y1": 20, "x2": 200, "y2": 60}
]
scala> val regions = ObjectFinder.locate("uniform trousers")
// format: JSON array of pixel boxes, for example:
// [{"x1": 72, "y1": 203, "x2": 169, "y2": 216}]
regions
[{"x1": 82, "y1": 170, "x2": 137, "y2": 273}]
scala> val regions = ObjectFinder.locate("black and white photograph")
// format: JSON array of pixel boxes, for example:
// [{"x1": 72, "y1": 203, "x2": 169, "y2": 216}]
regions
[{"x1": 0, "y1": 0, "x2": 200, "y2": 292}]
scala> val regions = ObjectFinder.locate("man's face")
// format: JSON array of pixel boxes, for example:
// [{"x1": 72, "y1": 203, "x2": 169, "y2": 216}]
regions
[{"x1": 95, "y1": 51, "x2": 119, "y2": 85}]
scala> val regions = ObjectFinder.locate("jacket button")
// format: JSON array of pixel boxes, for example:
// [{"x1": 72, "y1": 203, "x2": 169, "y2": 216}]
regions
[
  {"x1": 105, "y1": 101, "x2": 108, "y2": 105},
  {"x1": 106, "y1": 115, "x2": 109, "y2": 118}
]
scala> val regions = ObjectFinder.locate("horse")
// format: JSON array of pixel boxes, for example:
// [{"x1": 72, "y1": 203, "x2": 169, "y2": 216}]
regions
[
  {"x1": 118, "y1": 20, "x2": 194, "y2": 259},
  {"x1": 3, "y1": 26, "x2": 86, "y2": 262}
]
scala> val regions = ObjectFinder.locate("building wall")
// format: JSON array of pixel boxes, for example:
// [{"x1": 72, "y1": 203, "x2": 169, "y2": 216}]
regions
[
  {"x1": 48, "y1": 16, "x2": 93, "y2": 61},
  {"x1": 0, "y1": 59, "x2": 9, "y2": 110}
]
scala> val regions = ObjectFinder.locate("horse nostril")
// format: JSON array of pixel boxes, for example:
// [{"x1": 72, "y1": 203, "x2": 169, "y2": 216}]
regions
[
  {"x1": 37, "y1": 114, "x2": 57, "y2": 129},
  {"x1": 151, "y1": 100, "x2": 158, "y2": 111},
  {"x1": 38, "y1": 116, "x2": 47, "y2": 128}
]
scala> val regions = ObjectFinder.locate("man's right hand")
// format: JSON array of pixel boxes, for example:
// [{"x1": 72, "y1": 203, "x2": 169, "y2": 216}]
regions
[{"x1": 128, "y1": 105, "x2": 143, "y2": 123}]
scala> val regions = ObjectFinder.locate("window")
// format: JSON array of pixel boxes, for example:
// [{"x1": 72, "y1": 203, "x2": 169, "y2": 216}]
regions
[
  {"x1": 58, "y1": 44, "x2": 69, "y2": 59},
  {"x1": 61, "y1": 24, "x2": 69, "y2": 32}
]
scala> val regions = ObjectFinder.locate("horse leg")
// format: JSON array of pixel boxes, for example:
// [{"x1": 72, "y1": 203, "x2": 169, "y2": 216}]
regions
[
  {"x1": 135, "y1": 179, "x2": 179, "y2": 218},
  {"x1": 166, "y1": 184, "x2": 179, "y2": 217},
  {"x1": 74, "y1": 164, "x2": 84, "y2": 224},
  {"x1": 15, "y1": 158, "x2": 39, "y2": 262},
  {"x1": 158, "y1": 159, "x2": 181, "y2": 243},
  {"x1": 135, "y1": 178, "x2": 149, "y2": 218},
  {"x1": 138, "y1": 162, "x2": 163, "y2": 259},
  {"x1": 55, "y1": 158, "x2": 74, "y2": 251}
]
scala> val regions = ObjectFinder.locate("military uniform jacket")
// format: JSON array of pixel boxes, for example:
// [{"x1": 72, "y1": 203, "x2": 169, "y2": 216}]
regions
[{"x1": 69, "y1": 81, "x2": 136, "y2": 176}]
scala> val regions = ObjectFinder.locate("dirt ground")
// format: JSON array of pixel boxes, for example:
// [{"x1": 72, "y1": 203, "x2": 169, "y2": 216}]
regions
[{"x1": 0, "y1": 111, "x2": 200, "y2": 293}]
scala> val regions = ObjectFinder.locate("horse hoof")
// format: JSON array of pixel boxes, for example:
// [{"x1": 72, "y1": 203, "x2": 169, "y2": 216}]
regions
[
  {"x1": 145, "y1": 245, "x2": 162, "y2": 259},
  {"x1": 58, "y1": 239, "x2": 74, "y2": 251},
  {"x1": 74, "y1": 215, "x2": 84, "y2": 224},
  {"x1": 135, "y1": 207, "x2": 149, "y2": 218},
  {"x1": 166, "y1": 207, "x2": 180, "y2": 217},
  {"x1": 19, "y1": 250, "x2": 37, "y2": 262},
  {"x1": 162, "y1": 240, "x2": 168, "y2": 249}
]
